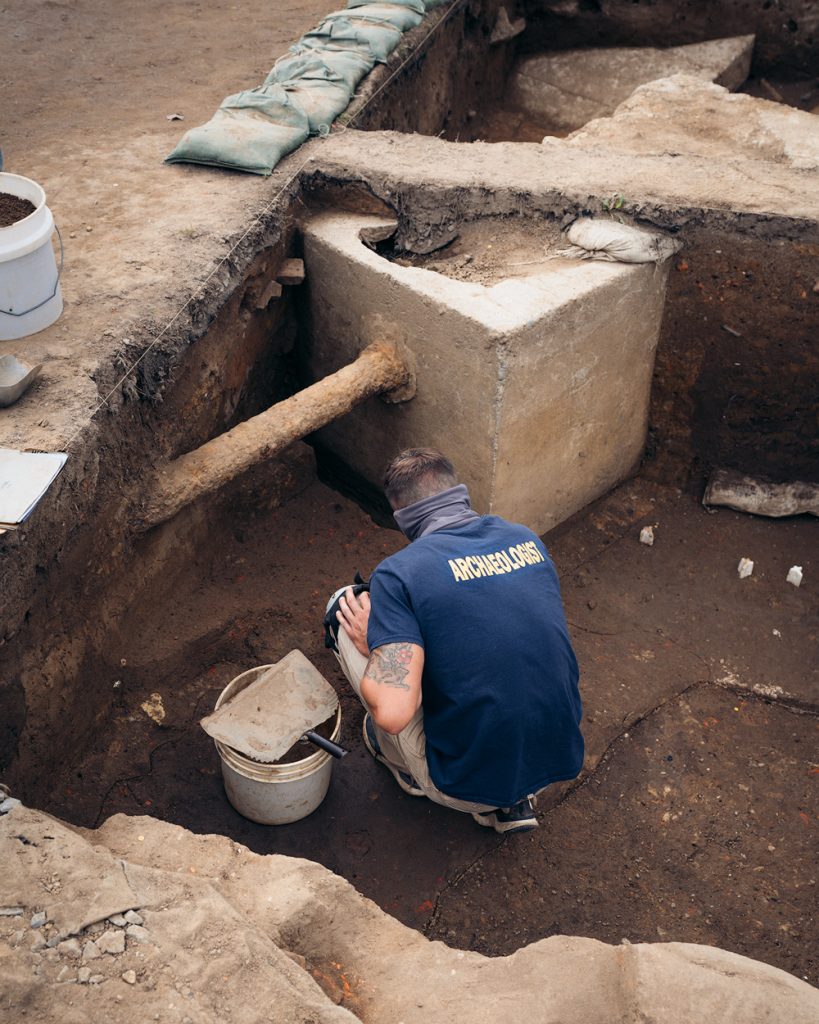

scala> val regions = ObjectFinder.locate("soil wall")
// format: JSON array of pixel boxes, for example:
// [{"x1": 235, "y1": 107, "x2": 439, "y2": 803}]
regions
[
  {"x1": 0, "y1": 226, "x2": 315, "y2": 780},
  {"x1": 647, "y1": 227, "x2": 819, "y2": 488},
  {"x1": 520, "y1": 0, "x2": 819, "y2": 77},
  {"x1": 348, "y1": 0, "x2": 514, "y2": 137}
]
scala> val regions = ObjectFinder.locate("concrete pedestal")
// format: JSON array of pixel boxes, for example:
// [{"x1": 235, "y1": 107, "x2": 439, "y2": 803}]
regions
[{"x1": 303, "y1": 212, "x2": 670, "y2": 534}]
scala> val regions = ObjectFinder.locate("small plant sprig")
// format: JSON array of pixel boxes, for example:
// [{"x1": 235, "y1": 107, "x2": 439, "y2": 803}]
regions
[
  {"x1": 602, "y1": 192, "x2": 624, "y2": 213},
  {"x1": 601, "y1": 192, "x2": 626, "y2": 223}
]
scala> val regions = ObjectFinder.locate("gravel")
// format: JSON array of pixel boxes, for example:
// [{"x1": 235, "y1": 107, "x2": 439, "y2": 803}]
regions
[
  {"x1": 97, "y1": 929, "x2": 126, "y2": 955},
  {"x1": 82, "y1": 939, "x2": 101, "y2": 961},
  {"x1": 125, "y1": 924, "x2": 150, "y2": 944},
  {"x1": 57, "y1": 938, "x2": 82, "y2": 959}
]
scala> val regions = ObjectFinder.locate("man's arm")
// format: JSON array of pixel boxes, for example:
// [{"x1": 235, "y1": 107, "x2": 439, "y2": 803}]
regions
[
  {"x1": 360, "y1": 642, "x2": 424, "y2": 735},
  {"x1": 335, "y1": 586, "x2": 423, "y2": 734}
]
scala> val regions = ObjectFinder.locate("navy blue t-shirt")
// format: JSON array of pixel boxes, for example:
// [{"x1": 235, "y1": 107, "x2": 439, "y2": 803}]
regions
[{"x1": 367, "y1": 515, "x2": 583, "y2": 806}]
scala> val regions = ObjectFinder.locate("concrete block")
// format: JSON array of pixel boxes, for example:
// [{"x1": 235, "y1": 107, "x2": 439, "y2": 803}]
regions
[
  {"x1": 508, "y1": 35, "x2": 754, "y2": 132},
  {"x1": 566, "y1": 74, "x2": 819, "y2": 173},
  {"x1": 302, "y1": 213, "x2": 669, "y2": 534}
]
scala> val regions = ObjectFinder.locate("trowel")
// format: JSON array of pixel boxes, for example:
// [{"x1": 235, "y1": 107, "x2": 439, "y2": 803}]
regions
[
  {"x1": 0, "y1": 355, "x2": 42, "y2": 407},
  {"x1": 200, "y1": 649, "x2": 348, "y2": 761}
]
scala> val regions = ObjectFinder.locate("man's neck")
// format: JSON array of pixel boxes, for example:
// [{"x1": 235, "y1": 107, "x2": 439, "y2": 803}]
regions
[{"x1": 393, "y1": 484, "x2": 479, "y2": 542}]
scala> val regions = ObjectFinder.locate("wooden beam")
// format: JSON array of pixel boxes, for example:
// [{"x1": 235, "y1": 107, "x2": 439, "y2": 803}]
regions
[
  {"x1": 140, "y1": 343, "x2": 410, "y2": 529},
  {"x1": 276, "y1": 258, "x2": 305, "y2": 287}
]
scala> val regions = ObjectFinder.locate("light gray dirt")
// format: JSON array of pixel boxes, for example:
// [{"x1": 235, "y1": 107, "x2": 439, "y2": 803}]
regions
[{"x1": 0, "y1": 0, "x2": 338, "y2": 453}]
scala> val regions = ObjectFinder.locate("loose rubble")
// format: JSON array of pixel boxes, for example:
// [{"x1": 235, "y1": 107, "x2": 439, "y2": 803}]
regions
[
  {"x1": 4, "y1": 886, "x2": 154, "y2": 994},
  {"x1": 97, "y1": 929, "x2": 126, "y2": 955},
  {"x1": 3, "y1": 805, "x2": 816, "y2": 1023}
]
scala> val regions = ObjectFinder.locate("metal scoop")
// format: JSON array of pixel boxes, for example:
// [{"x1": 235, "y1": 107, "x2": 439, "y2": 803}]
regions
[{"x1": 201, "y1": 650, "x2": 348, "y2": 761}]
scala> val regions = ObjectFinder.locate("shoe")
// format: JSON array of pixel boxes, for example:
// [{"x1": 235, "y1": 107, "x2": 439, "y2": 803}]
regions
[
  {"x1": 472, "y1": 797, "x2": 538, "y2": 835},
  {"x1": 362, "y1": 713, "x2": 425, "y2": 797}
]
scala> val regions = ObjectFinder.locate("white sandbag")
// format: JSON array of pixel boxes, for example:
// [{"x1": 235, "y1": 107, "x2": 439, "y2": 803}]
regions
[{"x1": 560, "y1": 217, "x2": 682, "y2": 264}]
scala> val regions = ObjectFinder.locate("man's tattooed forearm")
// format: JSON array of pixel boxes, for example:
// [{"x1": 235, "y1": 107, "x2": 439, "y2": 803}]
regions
[{"x1": 366, "y1": 644, "x2": 413, "y2": 690}]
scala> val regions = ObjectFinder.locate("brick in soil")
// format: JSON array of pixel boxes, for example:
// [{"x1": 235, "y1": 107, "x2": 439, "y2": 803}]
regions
[{"x1": 0, "y1": 192, "x2": 36, "y2": 228}]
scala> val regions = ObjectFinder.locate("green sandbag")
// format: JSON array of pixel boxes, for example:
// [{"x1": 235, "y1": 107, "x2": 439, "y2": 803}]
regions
[
  {"x1": 165, "y1": 0, "x2": 438, "y2": 173},
  {"x1": 300, "y1": 15, "x2": 402, "y2": 63},
  {"x1": 269, "y1": 50, "x2": 374, "y2": 92},
  {"x1": 283, "y1": 79, "x2": 352, "y2": 135},
  {"x1": 265, "y1": 57, "x2": 356, "y2": 134},
  {"x1": 334, "y1": 3, "x2": 424, "y2": 31},
  {"x1": 347, "y1": 0, "x2": 426, "y2": 12},
  {"x1": 165, "y1": 85, "x2": 309, "y2": 175}
]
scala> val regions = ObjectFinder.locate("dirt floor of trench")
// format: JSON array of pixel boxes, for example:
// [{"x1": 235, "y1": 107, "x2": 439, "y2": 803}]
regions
[{"x1": 25, "y1": 473, "x2": 818, "y2": 986}]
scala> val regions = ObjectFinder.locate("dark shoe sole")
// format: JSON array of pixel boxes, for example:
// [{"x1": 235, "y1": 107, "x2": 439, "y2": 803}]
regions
[
  {"x1": 472, "y1": 810, "x2": 539, "y2": 835},
  {"x1": 362, "y1": 715, "x2": 425, "y2": 797}
]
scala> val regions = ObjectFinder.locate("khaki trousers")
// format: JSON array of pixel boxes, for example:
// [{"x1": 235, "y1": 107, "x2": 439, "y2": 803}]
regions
[{"x1": 334, "y1": 628, "x2": 495, "y2": 814}]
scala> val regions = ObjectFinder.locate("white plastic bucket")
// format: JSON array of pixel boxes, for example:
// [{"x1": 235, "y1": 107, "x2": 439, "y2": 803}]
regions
[
  {"x1": 213, "y1": 665, "x2": 341, "y2": 825},
  {"x1": 0, "y1": 172, "x2": 63, "y2": 341}
]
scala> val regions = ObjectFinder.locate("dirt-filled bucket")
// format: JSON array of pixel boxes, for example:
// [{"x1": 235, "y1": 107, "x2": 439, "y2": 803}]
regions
[
  {"x1": 0, "y1": 172, "x2": 63, "y2": 341},
  {"x1": 212, "y1": 665, "x2": 341, "y2": 825}
]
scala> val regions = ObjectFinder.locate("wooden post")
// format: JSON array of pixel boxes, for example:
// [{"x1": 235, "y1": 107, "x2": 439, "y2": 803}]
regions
[{"x1": 141, "y1": 343, "x2": 410, "y2": 529}]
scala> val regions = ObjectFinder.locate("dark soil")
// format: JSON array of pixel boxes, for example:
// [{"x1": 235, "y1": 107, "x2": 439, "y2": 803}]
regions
[
  {"x1": 426, "y1": 683, "x2": 817, "y2": 980},
  {"x1": 740, "y1": 74, "x2": 819, "y2": 112},
  {"x1": 647, "y1": 231, "x2": 819, "y2": 490},
  {"x1": 0, "y1": 193, "x2": 35, "y2": 227},
  {"x1": 17, "y1": 477, "x2": 818, "y2": 985}
]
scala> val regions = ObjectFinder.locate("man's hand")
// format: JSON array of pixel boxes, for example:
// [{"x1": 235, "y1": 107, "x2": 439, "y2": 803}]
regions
[{"x1": 336, "y1": 587, "x2": 371, "y2": 658}]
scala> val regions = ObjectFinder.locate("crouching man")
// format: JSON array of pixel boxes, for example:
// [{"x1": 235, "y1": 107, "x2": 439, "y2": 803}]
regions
[{"x1": 327, "y1": 448, "x2": 583, "y2": 835}]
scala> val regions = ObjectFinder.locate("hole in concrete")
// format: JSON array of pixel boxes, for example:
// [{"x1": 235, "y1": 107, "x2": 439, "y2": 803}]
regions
[{"x1": 374, "y1": 218, "x2": 577, "y2": 284}]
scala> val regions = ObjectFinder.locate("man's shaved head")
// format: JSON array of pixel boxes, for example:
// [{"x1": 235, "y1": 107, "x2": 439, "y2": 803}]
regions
[{"x1": 383, "y1": 448, "x2": 458, "y2": 510}]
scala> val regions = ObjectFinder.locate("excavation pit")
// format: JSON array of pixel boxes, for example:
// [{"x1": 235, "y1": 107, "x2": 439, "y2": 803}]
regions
[
  {"x1": 2, "y1": 1, "x2": 819, "y2": 1017},
  {"x1": 3, "y1": 203, "x2": 818, "y2": 991},
  {"x1": 11, "y1": 473, "x2": 817, "y2": 985}
]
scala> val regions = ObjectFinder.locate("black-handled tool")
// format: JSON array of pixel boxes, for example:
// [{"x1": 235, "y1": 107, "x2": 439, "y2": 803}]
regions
[{"x1": 302, "y1": 730, "x2": 348, "y2": 759}]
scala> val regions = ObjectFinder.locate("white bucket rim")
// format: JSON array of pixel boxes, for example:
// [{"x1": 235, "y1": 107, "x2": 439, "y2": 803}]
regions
[
  {"x1": 213, "y1": 664, "x2": 342, "y2": 776},
  {"x1": 0, "y1": 173, "x2": 46, "y2": 229},
  {"x1": 0, "y1": 173, "x2": 55, "y2": 264},
  {"x1": 216, "y1": 704, "x2": 342, "y2": 781}
]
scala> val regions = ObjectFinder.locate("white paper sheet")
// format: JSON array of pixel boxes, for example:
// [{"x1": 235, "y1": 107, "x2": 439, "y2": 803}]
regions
[{"x1": 0, "y1": 448, "x2": 68, "y2": 526}]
